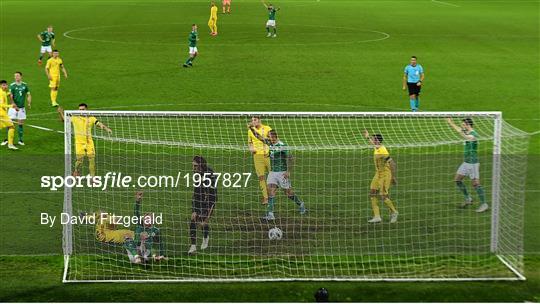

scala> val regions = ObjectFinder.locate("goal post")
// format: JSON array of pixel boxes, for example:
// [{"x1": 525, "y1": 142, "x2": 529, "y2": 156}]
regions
[{"x1": 62, "y1": 111, "x2": 529, "y2": 282}]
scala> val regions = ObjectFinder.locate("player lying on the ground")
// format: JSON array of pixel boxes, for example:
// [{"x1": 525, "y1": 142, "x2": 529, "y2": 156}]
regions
[
  {"x1": 262, "y1": 1, "x2": 280, "y2": 37},
  {"x1": 247, "y1": 115, "x2": 272, "y2": 205},
  {"x1": 248, "y1": 124, "x2": 306, "y2": 220},
  {"x1": 71, "y1": 103, "x2": 112, "y2": 177},
  {"x1": 446, "y1": 117, "x2": 488, "y2": 213},
  {"x1": 0, "y1": 80, "x2": 17, "y2": 150},
  {"x1": 362, "y1": 130, "x2": 399, "y2": 223},
  {"x1": 189, "y1": 155, "x2": 218, "y2": 255},
  {"x1": 124, "y1": 191, "x2": 167, "y2": 263},
  {"x1": 81, "y1": 191, "x2": 167, "y2": 264}
]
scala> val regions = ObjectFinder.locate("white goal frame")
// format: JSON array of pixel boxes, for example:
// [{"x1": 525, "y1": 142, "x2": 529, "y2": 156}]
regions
[{"x1": 62, "y1": 111, "x2": 526, "y2": 282}]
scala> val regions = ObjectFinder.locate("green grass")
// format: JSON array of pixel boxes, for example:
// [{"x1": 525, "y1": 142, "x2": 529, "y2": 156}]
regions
[{"x1": 0, "y1": 0, "x2": 539, "y2": 301}]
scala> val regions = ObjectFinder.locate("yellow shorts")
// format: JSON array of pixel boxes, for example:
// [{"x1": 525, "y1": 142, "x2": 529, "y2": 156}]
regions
[
  {"x1": 49, "y1": 76, "x2": 60, "y2": 88},
  {"x1": 253, "y1": 154, "x2": 270, "y2": 177},
  {"x1": 75, "y1": 142, "x2": 95, "y2": 158},
  {"x1": 370, "y1": 174, "x2": 392, "y2": 195},
  {"x1": 0, "y1": 113, "x2": 13, "y2": 129},
  {"x1": 98, "y1": 229, "x2": 135, "y2": 244}
]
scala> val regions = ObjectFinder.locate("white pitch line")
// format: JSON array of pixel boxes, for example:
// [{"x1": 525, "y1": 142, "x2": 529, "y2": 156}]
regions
[{"x1": 431, "y1": 0, "x2": 461, "y2": 7}]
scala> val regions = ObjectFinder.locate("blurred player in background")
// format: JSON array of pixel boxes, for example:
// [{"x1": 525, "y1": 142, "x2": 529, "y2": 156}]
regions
[
  {"x1": 402, "y1": 56, "x2": 424, "y2": 112},
  {"x1": 363, "y1": 130, "x2": 398, "y2": 223},
  {"x1": 45, "y1": 50, "x2": 68, "y2": 112},
  {"x1": 247, "y1": 116, "x2": 272, "y2": 205},
  {"x1": 262, "y1": 1, "x2": 280, "y2": 37},
  {"x1": 188, "y1": 155, "x2": 218, "y2": 255},
  {"x1": 222, "y1": 0, "x2": 231, "y2": 14},
  {"x1": 71, "y1": 103, "x2": 112, "y2": 177},
  {"x1": 183, "y1": 24, "x2": 199, "y2": 68},
  {"x1": 0, "y1": 80, "x2": 17, "y2": 150},
  {"x1": 37, "y1": 25, "x2": 55, "y2": 65},
  {"x1": 208, "y1": 1, "x2": 218, "y2": 36},
  {"x1": 7, "y1": 72, "x2": 31, "y2": 146}
]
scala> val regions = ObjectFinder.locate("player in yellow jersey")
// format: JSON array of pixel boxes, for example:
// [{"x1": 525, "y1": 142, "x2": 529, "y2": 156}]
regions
[
  {"x1": 45, "y1": 49, "x2": 68, "y2": 110},
  {"x1": 0, "y1": 80, "x2": 17, "y2": 150},
  {"x1": 71, "y1": 103, "x2": 112, "y2": 177},
  {"x1": 81, "y1": 210, "x2": 135, "y2": 244},
  {"x1": 208, "y1": 1, "x2": 218, "y2": 36},
  {"x1": 248, "y1": 116, "x2": 272, "y2": 204},
  {"x1": 363, "y1": 130, "x2": 399, "y2": 223}
]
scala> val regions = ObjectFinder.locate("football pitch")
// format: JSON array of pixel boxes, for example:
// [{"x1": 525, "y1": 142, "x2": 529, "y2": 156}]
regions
[{"x1": 0, "y1": 0, "x2": 539, "y2": 302}]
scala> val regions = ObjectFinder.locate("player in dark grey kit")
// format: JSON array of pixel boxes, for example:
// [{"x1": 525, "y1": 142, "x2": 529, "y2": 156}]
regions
[{"x1": 188, "y1": 155, "x2": 218, "y2": 255}]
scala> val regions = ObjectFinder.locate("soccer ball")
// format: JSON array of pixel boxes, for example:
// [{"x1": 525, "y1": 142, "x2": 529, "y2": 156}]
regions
[{"x1": 268, "y1": 227, "x2": 283, "y2": 240}]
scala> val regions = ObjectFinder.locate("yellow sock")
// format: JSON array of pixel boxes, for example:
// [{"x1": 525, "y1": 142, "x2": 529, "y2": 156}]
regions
[
  {"x1": 259, "y1": 179, "x2": 269, "y2": 200},
  {"x1": 89, "y1": 157, "x2": 96, "y2": 176},
  {"x1": 7, "y1": 127, "x2": 14, "y2": 145},
  {"x1": 384, "y1": 198, "x2": 397, "y2": 213},
  {"x1": 51, "y1": 90, "x2": 58, "y2": 104},
  {"x1": 370, "y1": 196, "x2": 381, "y2": 218},
  {"x1": 213, "y1": 24, "x2": 218, "y2": 33}
]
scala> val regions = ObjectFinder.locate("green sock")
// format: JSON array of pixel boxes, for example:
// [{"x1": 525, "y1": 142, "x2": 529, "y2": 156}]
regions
[
  {"x1": 266, "y1": 27, "x2": 270, "y2": 33},
  {"x1": 17, "y1": 125, "x2": 23, "y2": 142},
  {"x1": 273, "y1": 28, "x2": 277, "y2": 34},
  {"x1": 267, "y1": 197, "x2": 275, "y2": 213},
  {"x1": 287, "y1": 194, "x2": 302, "y2": 206},
  {"x1": 456, "y1": 181, "x2": 469, "y2": 198},
  {"x1": 475, "y1": 185, "x2": 486, "y2": 204}
]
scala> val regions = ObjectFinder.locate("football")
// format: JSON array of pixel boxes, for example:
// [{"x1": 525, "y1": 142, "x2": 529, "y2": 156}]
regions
[{"x1": 268, "y1": 227, "x2": 283, "y2": 240}]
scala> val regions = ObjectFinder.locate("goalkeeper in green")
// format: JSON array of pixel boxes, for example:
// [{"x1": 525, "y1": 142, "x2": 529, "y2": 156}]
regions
[
  {"x1": 447, "y1": 118, "x2": 488, "y2": 213},
  {"x1": 124, "y1": 191, "x2": 167, "y2": 264},
  {"x1": 248, "y1": 123, "x2": 306, "y2": 220}
]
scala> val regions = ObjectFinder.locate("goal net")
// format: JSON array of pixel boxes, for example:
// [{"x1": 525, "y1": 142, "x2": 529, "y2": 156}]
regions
[{"x1": 62, "y1": 112, "x2": 528, "y2": 282}]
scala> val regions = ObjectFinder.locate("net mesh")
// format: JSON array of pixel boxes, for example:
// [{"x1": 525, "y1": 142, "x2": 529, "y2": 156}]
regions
[{"x1": 63, "y1": 112, "x2": 528, "y2": 281}]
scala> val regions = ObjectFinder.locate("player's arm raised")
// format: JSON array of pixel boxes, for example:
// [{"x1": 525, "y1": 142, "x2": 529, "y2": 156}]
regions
[
  {"x1": 446, "y1": 118, "x2": 474, "y2": 140},
  {"x1": 261, "y1": 0, "x2": 268, "y2": 8},
  {"x1": 362, "y1": 129, "x2": 376, "y2": 145},
  {"x1": 247, "y1": 123, "x2": 268, "y2": 144}
]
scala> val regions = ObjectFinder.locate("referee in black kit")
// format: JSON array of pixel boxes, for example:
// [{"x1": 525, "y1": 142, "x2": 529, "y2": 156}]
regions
[{"x1": 188, "y1": 155, "x2": 218, "y2": 255}]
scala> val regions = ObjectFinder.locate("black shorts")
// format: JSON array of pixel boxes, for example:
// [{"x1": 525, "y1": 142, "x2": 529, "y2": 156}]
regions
[
  {"x1": 407, "y1": 82, "x2": 421, "y2": 96},
  {"x1": 192, "y1": 201, "x2": 215, "y2": 218}
]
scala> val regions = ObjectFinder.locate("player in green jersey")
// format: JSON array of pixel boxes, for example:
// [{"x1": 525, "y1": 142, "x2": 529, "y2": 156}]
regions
[
  {"x1": 183, "y1": 24, "x2": 199, "y2": 68},
  {"x1": 6, "y1": 72, "x2": 31, "y2": 146},
  {"x1": 124, "y1": 191, "x2": 167, "y2": 263},
  {"x1": 262, "y1": 1, "x2": 280, "y2": 37},
  {"x1": 37, "y1": 25, "x2": 55, "y2": 65},
  {"x1": 447, "y1": 118, "x2": 488, "y2": 213},
  {"x1": 248, "y1": 124, "x2": 306, "y2": 220}
]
